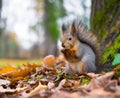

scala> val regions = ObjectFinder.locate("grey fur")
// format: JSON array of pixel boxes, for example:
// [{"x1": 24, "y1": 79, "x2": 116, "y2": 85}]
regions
[
  {"x1": 66, "y1": 41, "x2": 96, "y2": 74},
  {"x1": 78, "y1": 42, "x2": 96, "y2": 72}
]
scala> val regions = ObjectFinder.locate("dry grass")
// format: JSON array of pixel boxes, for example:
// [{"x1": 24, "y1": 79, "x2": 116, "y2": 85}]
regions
[{"x1": 0, "y1": 59, "x2": 42, "y2": 68}]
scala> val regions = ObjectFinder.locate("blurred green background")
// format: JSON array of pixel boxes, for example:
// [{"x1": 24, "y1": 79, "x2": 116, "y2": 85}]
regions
[{"x1": 0, "y1": 0, "x2": 91, "y2": 59}]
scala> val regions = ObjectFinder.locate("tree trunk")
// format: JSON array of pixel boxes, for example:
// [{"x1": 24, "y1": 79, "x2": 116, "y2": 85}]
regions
[
  {"x1": 90, "y1": 0, "x2": 120, "y2": 70},
  {"x1": 90, "y1": 0, "x2": 120, "y2": 42}
]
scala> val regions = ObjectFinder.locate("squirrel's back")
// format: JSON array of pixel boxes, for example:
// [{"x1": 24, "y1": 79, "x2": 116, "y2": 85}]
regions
[{"x1": 72, "y1": 19, "x2": 101, "y2": 66}]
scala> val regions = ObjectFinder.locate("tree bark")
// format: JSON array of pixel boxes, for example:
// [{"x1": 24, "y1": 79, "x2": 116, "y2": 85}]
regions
[
  {"x1": 90, "y1": 0, "x2": 120, "y2": 42},
  {"x1": 90, "y1": 0, "x2": 120, "y2": 66}
]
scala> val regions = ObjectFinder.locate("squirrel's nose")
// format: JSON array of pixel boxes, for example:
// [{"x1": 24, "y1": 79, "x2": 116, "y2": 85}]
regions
[{"x1": 62, "y1": 43, "x2": 65, "y2": 48}]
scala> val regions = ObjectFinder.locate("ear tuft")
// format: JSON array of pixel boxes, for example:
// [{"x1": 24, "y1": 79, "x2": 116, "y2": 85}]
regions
[
  {"x1": 71, "y1": 20, "x2": 76, "y2": 36},
  {"x1": 62, "y1": 24, "x2": 66, "y2": 33}
]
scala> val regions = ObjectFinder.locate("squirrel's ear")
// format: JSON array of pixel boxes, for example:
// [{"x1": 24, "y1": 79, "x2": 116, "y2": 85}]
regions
[
  {"x1": 71, "y1": 21, "x2": 76, "y2": 36},
  {"x1": 62, "y1": 24, "x2": 66, "y2": 34}
]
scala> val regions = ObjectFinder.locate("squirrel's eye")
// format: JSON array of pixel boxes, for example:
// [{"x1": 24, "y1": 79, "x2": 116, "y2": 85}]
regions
[{"x1": 68, "y1": 37, "x2": 72, "y2": 40}]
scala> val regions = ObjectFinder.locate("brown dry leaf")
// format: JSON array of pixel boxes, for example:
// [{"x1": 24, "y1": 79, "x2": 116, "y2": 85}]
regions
[
  {"x1": 50, "y1": 91, "x2": 70, "y2": 98},
  {"x1": 10, "y1": 76, "x2": 25, "y2": 83},
  {"x1": 97, "y1": 71, "x2": 115, "y2": 86},
  {"x1": 88, "y1": 88, "x2": 115, "y2": 98},
  {"x1": 0, "y1": 64, "x2": 39, "y2": 84},
  {"x1": 50, "y1": 88, "x2": 118, "y2": 98},
  {"x1": 48, "y1": 82, "x2": 55, "y2": 89},
  {"x1": 54, "y1": 79, "x2": 66, "y2": 91},
  {"x1": 87, "y1": 73, "x2": 99, "y2": 78},
  {"x1": 104, "y1": 80, "x2": 118, "y2": 92},
  {"x1": 22, "y1": 63, "x2": 39, "y2": 74},
  {"x1": 3, "y1": 67, "x2": 29, "y2": 78},
  {"x1": 62, "y1": 79, "x2": 80, "y2": 90},
  {"x1": 0, "y1": 86, "x2": 27, "y2": 94},
  {"x1": 29, "y1": 82, "x2": 48, "y2": 95},
  {"x1": 113, "y1": 64, "x2": 120, "y2": 71},
  {"x1": 0, "y1": 79, "x2": 10, "y2": 85},
  {"x1": 50, "y1": 90, "x2": 87, "y2": 98},
  {"x1": 81, "y1": 71, "x2": 115, "y2": 90},
  {"x1": 0, "y1": 86, "x2": 16, "y2": 93},
  {"x1": 3, "y1": 64, "x2": 38, "y2": 78}
]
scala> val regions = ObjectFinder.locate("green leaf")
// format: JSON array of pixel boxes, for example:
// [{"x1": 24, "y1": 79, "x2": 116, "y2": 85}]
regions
[
  {"x1": 80, "y1": 76, "x2": 91, "y2": 85},
  {"x1": 112, "y1": 53, "x2": 120, "y2": 66}
]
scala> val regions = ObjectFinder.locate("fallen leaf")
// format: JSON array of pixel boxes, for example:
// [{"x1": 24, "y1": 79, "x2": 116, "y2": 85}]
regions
[
  {"x1": 30, "y1": 82, "x2": 48, "y2": 95},
  {"x1": 0, "y1": 79, "x2": 10, "y2": 85},
  {"x1": 104, "y1": 80, "x2": 118, "y2": 92},
  {"x1": 0, "y1": 66, "x2": 17, "y2": 74},
  {"x1": 112, "y1": 53, "x2": 120, "y2": 66},
  {"x1": 48, "y1": 82, "x2": 55, "y2": 89},
  {"x1": 0, "y1": 86, "x2": 16, "y2": 93},
  {"x1": 82, "y1": 72, "x2": 115, "y2": 90}
]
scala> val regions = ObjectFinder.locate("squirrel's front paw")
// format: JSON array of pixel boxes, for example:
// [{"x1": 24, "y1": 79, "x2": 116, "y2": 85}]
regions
[
  {"x1": 61, "y1": 49, "x2": 65, "y2": 53},
  {"x1": 61, "y1": 49, "x2": 69, "y2": 54}
]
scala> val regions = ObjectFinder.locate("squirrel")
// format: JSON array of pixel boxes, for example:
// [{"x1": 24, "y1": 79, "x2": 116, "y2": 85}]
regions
[{"x1": 60, "y1": 19, "x2": 101, "y2": 75}]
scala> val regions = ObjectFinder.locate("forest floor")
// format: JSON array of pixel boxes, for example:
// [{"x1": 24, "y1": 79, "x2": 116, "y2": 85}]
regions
[{"x1": 0, "y1": 55, "x2": 120, "y2": 98}]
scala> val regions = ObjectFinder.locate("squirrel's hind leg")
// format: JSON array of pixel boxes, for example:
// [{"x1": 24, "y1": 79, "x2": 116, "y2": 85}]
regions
[{"x1": 65, "y1": 61, "x2": 86, "y2": 75}]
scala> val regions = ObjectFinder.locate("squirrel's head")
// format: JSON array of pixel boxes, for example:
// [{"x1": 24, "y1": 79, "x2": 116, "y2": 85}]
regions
[{"x1": 60, "y1": 22, "x2": 77, "y2": 49}]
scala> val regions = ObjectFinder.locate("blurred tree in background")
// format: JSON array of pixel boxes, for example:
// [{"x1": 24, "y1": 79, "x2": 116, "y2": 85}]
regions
[
  {"x1": 32, "y1": 0, "x2": 66, "y2": 57},
  {"x1": 0, "y1": 0, "x2": 66, "y2": 58},
  {"x1": 43, "y1": 0, "x2": 65, "y2": 56},
  {"x1": 0, "y1": 0, "x2": 2, "y2": 56},
  {"x1": 4, "y1": 32, "x2": 19, "y2": 58},
  {"x1": 0, "y1": 0, "x2": 1, "y2": 16},
  {"x1": 0, "y1": 0, "x2": 19, "y2": 58},
  {"x1": 0, "y1": 0, "x2": 5, "y2": 58}
]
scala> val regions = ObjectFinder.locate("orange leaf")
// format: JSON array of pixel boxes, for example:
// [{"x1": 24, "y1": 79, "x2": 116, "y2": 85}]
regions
[
  {"x1": 0, "y1": 66, "x2": 17, "y2": 74},
  {"x1": 43, "y1": 55, "x2": 56, "y2": 68}
]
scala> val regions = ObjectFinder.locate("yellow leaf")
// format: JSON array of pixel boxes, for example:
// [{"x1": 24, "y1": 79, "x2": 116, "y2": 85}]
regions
[{"x1": 0, "y1": 66, "x2": 17, "y2": 74}]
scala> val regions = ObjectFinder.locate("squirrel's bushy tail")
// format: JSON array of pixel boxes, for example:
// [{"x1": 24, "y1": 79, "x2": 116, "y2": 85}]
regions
[{"x1": 71, "y1": 19, "x2": 102, "y2": 66}]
